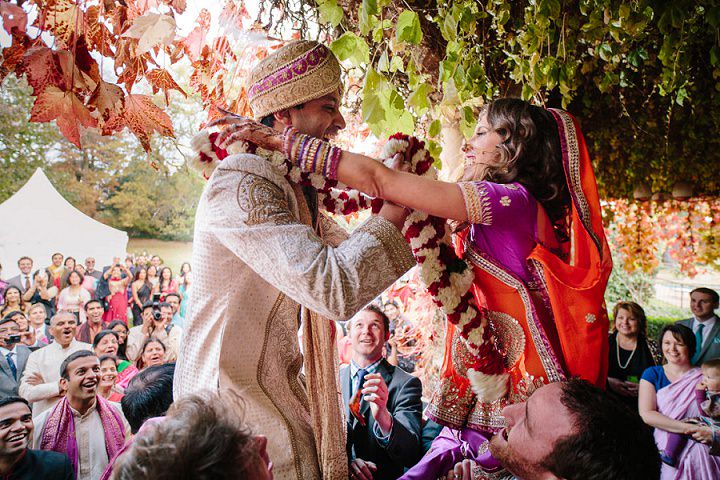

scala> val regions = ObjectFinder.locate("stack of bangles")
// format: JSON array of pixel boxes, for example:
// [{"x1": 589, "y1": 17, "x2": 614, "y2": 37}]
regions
[{"x1": 283, "y1": 126, "x2": 342, "y2": 180}]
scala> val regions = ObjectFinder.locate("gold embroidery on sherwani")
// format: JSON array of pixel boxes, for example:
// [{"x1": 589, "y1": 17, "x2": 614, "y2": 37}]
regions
[
  {"x1": 237, "y1": 173, "x2": 295, "y2": 226},
  {"x1": 257, "y1": 293, "x2": 316, "y2": 479}
]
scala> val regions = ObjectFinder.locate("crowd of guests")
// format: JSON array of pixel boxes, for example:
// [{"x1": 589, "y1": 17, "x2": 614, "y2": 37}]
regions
[
  {"x1": 0, "y1": 251, "x2": 718, "y2": 479},
  {"x1": 0, "y1": 253, "x2": 191, "y2": 479}
]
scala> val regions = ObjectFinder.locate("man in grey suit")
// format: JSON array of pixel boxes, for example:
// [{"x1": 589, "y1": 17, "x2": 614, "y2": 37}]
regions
[
  {"x1": 677, "y1": 287, "x2": 720, "y2": 365},
  {"x1": 341, "y1": 305, "x2": 423, "y2": 480},
  {"x1": 6, "y1": 256, "x2": 34, "y2": 295},
  {"x1": 0, "y1": 313, "x2": 31, "y2": 397}
]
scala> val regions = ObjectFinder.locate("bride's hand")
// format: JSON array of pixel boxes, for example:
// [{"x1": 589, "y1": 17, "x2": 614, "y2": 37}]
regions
[{"x1": 207, "y1": 115, "x2": 284, "y2": 152}]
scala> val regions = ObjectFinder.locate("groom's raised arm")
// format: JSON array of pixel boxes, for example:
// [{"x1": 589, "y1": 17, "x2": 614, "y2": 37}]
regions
[{"x1": 205, "y1": 154, "x2": 414, "y2": 321}]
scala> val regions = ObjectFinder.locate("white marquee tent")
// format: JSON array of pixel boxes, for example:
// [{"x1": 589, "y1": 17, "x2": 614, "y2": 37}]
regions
[{"x1": 0, "y1": 168, "x2": 128, "y2": 277}]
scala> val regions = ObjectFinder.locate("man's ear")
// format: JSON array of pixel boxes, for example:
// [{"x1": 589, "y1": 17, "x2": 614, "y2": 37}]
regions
[
  {"x1": 59, "y1": 377, "x2": 68, "y2": 393},
  {"x1": 273, "y1": 109, "x2": 291, "y2": 126}
]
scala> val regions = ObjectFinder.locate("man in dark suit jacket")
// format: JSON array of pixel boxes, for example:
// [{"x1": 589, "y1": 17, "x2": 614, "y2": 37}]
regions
[
  {"x1": 677, "y1": 287, "x2": 720, "y2": 365},
  {"x1": 6, "y1": 257, "x2": 34, "y2": 296},
  {"x1": 0, "y1": 314, "x2": 31, "y2": 398},
  {"x1": 0, "y1": 396, "x2": 74, "y2": 479},
  {"x1": 340, "y1": 305, "x2": 423, "y2": 480}
]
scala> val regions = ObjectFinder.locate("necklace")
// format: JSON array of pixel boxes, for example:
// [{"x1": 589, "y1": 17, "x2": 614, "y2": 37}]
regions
[{"x1": 616, "y1": 335, "x2": 638, "y2": 370}]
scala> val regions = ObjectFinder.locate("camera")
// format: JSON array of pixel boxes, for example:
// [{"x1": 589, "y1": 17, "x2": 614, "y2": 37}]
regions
[
  {"x1": 151, "y1": 294, "x2": 163, "y2": 321},
  {"x1": 7, "y1": 334, "x2": 22, "y2": 345}
]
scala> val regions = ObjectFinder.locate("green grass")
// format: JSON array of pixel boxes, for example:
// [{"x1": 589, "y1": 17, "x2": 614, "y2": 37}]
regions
[
  {"x1": 645, "y1": 298, "x2": 691, "y2": 340},
  {"x1": 126, "y1": 238, "x2": 193, "y2": 274}
]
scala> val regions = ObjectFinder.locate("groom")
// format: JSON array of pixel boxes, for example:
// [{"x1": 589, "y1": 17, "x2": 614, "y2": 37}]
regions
[{"x1": 174, "y1": 40, "x2": 414, "y2": 480}]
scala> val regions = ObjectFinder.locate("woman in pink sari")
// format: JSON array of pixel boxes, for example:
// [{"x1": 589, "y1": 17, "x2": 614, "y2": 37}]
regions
[{"x1": 639, "y1": 324, "x2": 720, "y2": 479}]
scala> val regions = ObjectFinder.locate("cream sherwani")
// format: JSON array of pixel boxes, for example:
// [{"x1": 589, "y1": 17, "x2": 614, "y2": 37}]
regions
[
  {"x1": 32, "y1": 400, "x2": 130, "y2": 480},
  {"x1": 19, "y1": 339, "x2": 92, "y2": 416},
  {"x1": 175, "y1": 154, "x2": 414, "y2": 480}
]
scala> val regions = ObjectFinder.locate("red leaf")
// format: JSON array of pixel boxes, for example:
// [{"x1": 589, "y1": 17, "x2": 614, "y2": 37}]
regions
[
  {"x1": 36, "y1": 0, "x2": 82, "y2": 48},
  {"x1": 22, "y1": 46, "x2": 65, "y2": 94},
  {"x1": 0, "y1": 1, "x2": 27, "y2": 35},
  {"x1": 30, "y1": 85, "x2": 97, "y2": 148},
  {"x1": 0, "y1": 37, "x2": 26, "y2": 82},
  {"x1": 182, "y1": 9, "x2": 210, "y2": 62},
  {"x1": 123, "y1": 94, "x2": 174, "y2": 152},
  {"x1": 146, "y1": 68, "x2": 186, "y2": 105},
  {"x1": 88, "y1": 80, "x2": 125, "y2": 134}
]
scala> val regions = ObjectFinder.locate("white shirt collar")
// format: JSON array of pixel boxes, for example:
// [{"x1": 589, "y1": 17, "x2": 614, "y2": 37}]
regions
[
  {"x1": 693, "y1": 315, "x2": 718, "y2": 328},
  {"x1": 0, "y1": 346, "x2": 15, "y2": 356}
]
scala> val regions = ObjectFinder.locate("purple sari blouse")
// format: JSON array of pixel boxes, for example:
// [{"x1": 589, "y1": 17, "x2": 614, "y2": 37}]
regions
[{"x1": 459, "y1": 181, "x2": 539, "y2": 283}]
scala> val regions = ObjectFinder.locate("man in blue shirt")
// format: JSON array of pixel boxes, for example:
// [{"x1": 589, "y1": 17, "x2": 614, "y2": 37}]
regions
[{"x1": 340, "y1": 304, "x2": 423, "y2": 480}]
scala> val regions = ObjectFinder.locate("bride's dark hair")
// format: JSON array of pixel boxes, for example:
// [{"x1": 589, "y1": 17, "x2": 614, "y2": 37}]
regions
[{"x1": 482, "y1": 98, "x2": 570, "y2": 237}]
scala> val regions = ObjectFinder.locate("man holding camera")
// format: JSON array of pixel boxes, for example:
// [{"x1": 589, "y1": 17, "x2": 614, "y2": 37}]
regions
[
  {"x1": 126, "y1": 302, "x2": 182, "y2": 363},
  {"x1": 0, "y1": 314, "x2": 31, "y2": 398}
]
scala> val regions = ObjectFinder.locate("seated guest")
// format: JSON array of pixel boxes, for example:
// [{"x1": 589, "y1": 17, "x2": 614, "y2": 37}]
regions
[
  {"x1": 663, "y1": 357, "x2": 720, "y2": 465},
  {"x1": 93, "y1": 330, "x2": 132, "y2": 373},
  {"x1": 76, "y1": 300, "x2": 107, "y2": 344},
  {"x1": 107, "y1": 321, "x2": 129, "y2": 361},
  {"x1": 126, "y1": 303, "x2": 181, "y2": 363},
  {"x1": 111, "y1": 392, "x2": 272, "y2": 479},
  {"x1": 639, "y1": 324, "x2": 720, "y2": 477},
  {"x1": 18, "y1": 311, "x2": 91, "y2": 416},
  {"x1": 607, "y1": 301, "x2": 661, "y2": 408},
  {"x1": 0, "y1": 314, "x2": 31, "y2": 397},
  {"x1": 165, "y1": 292, "x2": 184, "y2": 328},
  {"x1": 117, "y1": 337, "x2": 167, "y2": 389},
  {"x1": 341, "y1": 305, "x2": 423, "y2": 480},
  {"x1": 0, "y1": 287, "x2": 25, "y2": 318},
  {"x1": 33, "y1": 351, "x2": 130, "y2": 480},
  {"x1": 57, "y1": 270, "x2": 91, "y2": 324},
  {"x1": 415, "y1": 379, "x2": 661, "y2": 480},
  {"x1": 121, "y1": 363, "x2": 175, "y2": 434},
  {"x1": 98, "y1": 355, "x2": 123, "y2": 402},
  {"x1": 27, "y1": 303, "x2": 51, "y2": 346},
  {"x1": 677, "y1": 287, "x2": 720, "y2": 366},
  {"x1": 22, "y1": 270, "x2": 57, "y2": 320},
  {"x1": 0, "y1": 396, "x2": 73, "y2": 479}
]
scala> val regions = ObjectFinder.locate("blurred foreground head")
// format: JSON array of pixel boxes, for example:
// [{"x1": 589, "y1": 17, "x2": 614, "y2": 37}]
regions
[{"x1": 112, "y1": 391, "x2": 272, "y2": 480}]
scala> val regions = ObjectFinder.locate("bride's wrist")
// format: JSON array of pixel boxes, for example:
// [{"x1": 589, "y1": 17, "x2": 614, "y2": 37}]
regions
[{"x1": 283, "y1": 127, "x2": 342, "y2": 179}]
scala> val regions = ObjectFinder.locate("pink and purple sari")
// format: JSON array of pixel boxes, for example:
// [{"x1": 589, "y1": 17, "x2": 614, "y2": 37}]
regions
[
  {"x1": 655, "y1": 368, "x2": 720, "y2": 479},
  {"x1": 39, "y1": 396, "x2": 126, "y2": 477}
]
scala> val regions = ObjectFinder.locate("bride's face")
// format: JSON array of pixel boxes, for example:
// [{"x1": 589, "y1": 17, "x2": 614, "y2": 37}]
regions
[{"x1": 462, "y1": 114, "x2": 504, "y2": 169}]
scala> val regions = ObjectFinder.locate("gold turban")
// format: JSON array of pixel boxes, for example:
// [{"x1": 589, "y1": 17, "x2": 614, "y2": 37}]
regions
[{"x1": 247, "y1": 40, "x2": 342, "y2": 119}]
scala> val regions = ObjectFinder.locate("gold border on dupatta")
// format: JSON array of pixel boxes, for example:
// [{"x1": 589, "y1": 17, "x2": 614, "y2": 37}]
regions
[{"x1": 464, "y1": 245, "x2": 564, "y2": 384}]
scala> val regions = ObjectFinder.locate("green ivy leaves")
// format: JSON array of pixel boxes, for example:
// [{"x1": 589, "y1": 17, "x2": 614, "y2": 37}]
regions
[{"x1": 330, "y1": 32, "x2": 369, "y2": 66}]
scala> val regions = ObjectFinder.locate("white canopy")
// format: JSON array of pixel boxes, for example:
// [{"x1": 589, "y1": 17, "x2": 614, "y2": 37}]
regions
[{"x1": 0, "y1": 168, "x2": 128, "y2": 277}]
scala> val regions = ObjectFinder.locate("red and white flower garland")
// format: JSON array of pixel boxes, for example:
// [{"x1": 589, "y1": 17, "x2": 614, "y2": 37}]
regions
[{"x1": 190, "y1": 130, "x2": 509, "y2": 401}]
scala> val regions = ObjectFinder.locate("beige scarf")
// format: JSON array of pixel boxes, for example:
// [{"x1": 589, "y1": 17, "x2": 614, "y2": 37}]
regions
[{"x1": 294, "y1": 184, "x2": 349, "y2": 479}]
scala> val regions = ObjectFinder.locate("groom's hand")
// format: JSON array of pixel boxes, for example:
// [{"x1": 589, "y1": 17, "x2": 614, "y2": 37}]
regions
[{"x1": 208, "y1": 115, "x2": 284, "y2": 152}]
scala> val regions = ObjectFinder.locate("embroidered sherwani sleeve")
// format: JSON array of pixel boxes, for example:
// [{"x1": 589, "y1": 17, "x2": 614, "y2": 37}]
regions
[{"x1": 206, "y1": 157, "x2": 415, "y2": 321}]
